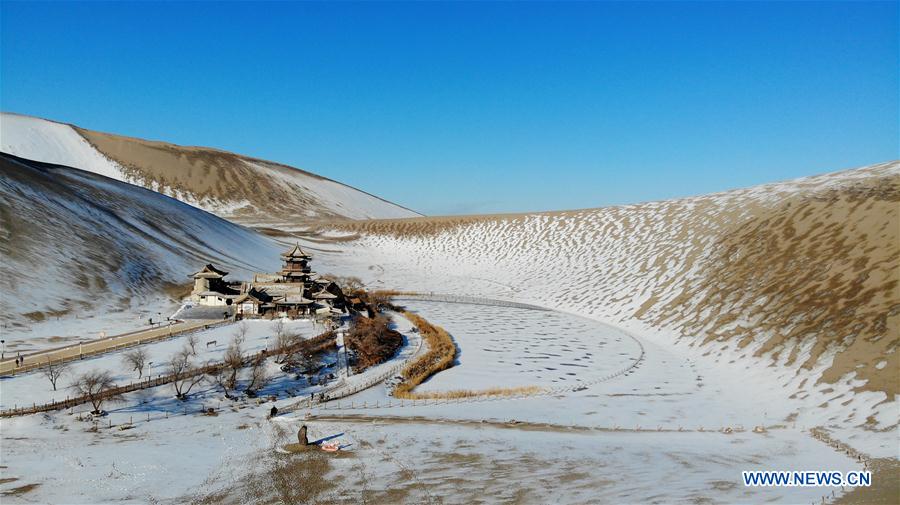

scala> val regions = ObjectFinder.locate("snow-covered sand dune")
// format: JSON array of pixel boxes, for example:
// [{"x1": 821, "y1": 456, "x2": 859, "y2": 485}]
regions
[
  {"x1": 0, "y1": 152, "x2": 282, "y2": 349},
  {"x1": 311, "y1": 160, "x2": 899, "y2": 454},
  {"x1": 0, "y1": 112, "x2": 419, "y2": 221}
]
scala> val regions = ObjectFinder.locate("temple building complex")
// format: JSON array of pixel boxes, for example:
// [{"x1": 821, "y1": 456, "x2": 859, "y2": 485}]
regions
[{"x1": 189, "y1": 243, "x2": 347, "y2": 320}]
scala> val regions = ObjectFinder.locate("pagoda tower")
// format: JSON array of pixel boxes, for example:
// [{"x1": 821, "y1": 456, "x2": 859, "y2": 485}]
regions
[{"x1": 279, "y1": 243, "x2": 313, "y2": 284}]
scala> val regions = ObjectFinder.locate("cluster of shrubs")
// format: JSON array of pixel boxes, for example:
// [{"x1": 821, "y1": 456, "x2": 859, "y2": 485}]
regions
[
  {"x1": 299, "y1": 330, "x2": 338, "y2": 355},
  {"x1": 344, "y1": 315, "x2": 404, "y2": 372},
  {"x1": 393, "y1": 312, "x2": 457, "y2": 399}
]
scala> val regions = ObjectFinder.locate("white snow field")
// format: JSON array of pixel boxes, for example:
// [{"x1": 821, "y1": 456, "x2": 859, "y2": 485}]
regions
[
  {"x1": 0, "y1": 400, "x2": 860, "y2": 505},
  {"x1": 400, "y1": 300, "x2": 643, "y2": 393},
  {"x1": 0, "y1": 315, "x2": 414, "y2": 504},
  {"x1": 263, "y1": 418, "x2": 861, "y2": 505},
  {"x1": 0, "y1": 309, "x2": 867, "y2": 505}
]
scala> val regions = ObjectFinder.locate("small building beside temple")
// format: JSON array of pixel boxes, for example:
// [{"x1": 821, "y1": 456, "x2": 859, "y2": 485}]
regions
[
  {"x1": 189, "y1": 264, "x2": 241, "y2": 306},
  {"x1": 233, "y1": 288, "x2": 271, "y2": 317}
]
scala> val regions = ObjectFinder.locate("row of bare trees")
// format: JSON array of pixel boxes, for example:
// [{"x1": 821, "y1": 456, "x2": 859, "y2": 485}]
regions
[
  {"x1": 31, "y1": 321, "x2": 341, "y2": 415},
  {"x1": 208, "y1": 324, "x2": 270, "y2": 399},
  {"x1": 29, "y1": 324, "x2": 258, "y2": 413},
  {"x1": 169, "y1": 323, "x2": 272, "y2": 400},
  {"x1": 34, "y1": 357, "x2": 120, "y2": 414}
]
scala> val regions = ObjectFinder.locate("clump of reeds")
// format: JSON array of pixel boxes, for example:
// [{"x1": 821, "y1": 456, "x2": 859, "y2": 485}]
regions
[
  {"x1": 399, "y1": 385, "x2": 543, "y2": 400},
  {"x1": 345, "y1": 314, "x2": 403, "y2": 372},
  {"x1": 393, "y1": 312, "x2": 457, "y2": 399}
]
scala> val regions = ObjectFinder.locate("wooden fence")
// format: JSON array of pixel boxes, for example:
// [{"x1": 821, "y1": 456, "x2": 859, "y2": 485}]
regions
[
  {"x1": 292, "y1": 310, "x2": 648, "y2": 412},
  {"x1": 0, "y1": 330, "x2": 336, "y2": 418},
  {"x1": 392, "y1": 294, "x2": 551, "y2": 311},
  {"x1": 279, "y1": 315, "x2": 426, "y2": 413}
]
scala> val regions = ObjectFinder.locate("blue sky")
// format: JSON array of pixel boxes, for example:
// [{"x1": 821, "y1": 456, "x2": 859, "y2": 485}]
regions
[{"x1": 1, "y1": 1, "x2": 897, "y2": 215}]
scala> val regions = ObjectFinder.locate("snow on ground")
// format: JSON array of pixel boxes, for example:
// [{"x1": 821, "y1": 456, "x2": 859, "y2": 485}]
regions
[
  {"x1": 295, "y1": 302, "x2": 822, "y2": 436},
  {"x1": 258, "y1": 418, "x2": 862, "y2": 505},
  {"x1": 1, "y1": 295, "x2": 180, "y2": 356},
  {"x1": 0, "y1": 399, "x2": 278, "y2": 504},
  {"x1": 247, "y1": 160, "x2": 420, "y2": 220},
  {"x1": 401, "y1": 300, "x2": 642, "y2": 393},
  {"x1": 0, "y1": 362, "x2": 864, "y2": 505},
  {"x1": 0, "y1": 319, "x2": 323, "y2": 410},
  {"x1": 271, "y1": 301, "x2": 870, "y2": 504},
  {"x1": 0, "y1": 315, "x2": 433, "y2": 504},
  {"x1": 0, "y1": 295, "x2": 874, "y2": 503},
  {"x1": 302, "y1": 163, "x2": 900, "y2": 460},
  {"x1": 0, "y1": 113, "x2": 124, "y2": 180},
  {"x1": 1, "y1": 146, "x2": 894, "y2": 502}
]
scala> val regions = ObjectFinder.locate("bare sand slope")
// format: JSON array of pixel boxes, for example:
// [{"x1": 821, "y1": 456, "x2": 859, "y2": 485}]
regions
[
  {"x1": 0, "y1": 112, "x2": 419, "y2": 222},
  {"x1": 320, "y1": 161, "x2": 899, "y2": 405},
  {"x1": 0, "y1": 152, "x2": 282, "y2": 338}
]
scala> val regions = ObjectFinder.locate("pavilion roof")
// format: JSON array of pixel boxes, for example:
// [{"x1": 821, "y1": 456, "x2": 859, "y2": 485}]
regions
[
  {"x1": 279, "y1": 270, "x2": 311, "y2": 276},
  {"x1": 281, "y1": 243, "x2": 312, "y2": 260},
  {"x1": 235, "y1": 289, "x2": 271, "y2": 305},
  {"x1": 189, "y1": 263, "x2": 229, "y2": 279},
  {"x1": 276, "y1": 294, "x2": 314, "y2": 305}
]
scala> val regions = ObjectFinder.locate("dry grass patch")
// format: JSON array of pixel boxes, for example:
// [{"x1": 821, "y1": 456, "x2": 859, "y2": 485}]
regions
[
  {"x1": 393, "y1": 312, "x2": 457, "y2": 399},
  {"x1": 192, "y1": 450, "x2": 340, "y2": 505},
  {"x1": 265, "y1": 451, "x2": 338, "y2": 504},
  {"x1": 1, "y1": 483, "x2": 40, "y2": 496},
  {"x1": 400, "y1": 385, "x2": 544, "y2": 400}
]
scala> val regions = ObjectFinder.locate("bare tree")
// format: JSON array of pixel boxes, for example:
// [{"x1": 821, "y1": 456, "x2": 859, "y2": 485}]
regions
[
  {"x1": 209, "y1": 363, "x2": 235, "y2": 400},
  {"x1": 233, "y1": 322, "x2": 248, "y2": 346},
  {"x1": 186, "y1": 333, "x2": 199, "y2": 356},
  {"x1": 273, "y1": 319, "x2": 285, "y2": 341},
  {"x1": 223, "y1": 336, "x2": 244, "y2": 391},
  {"x1": 272, "y1": 319, "x2": 286, "y2": 361},
  {"x1": 169, "y1": 348, "x2": 205, "y2": 400},
  {"x1": 326, "y1": 275, "x2": 364, "y2": 294},
  {"x1": 122, "y1": 348, "x2": 149, "y2": 379},
  {"x1": 71, "y1": 370, "x2": 121, "y2": 414},
  {"x1": 274, "y1": 327, "x2": 302, "y2": 364},
  {"x1": 42, "y1": 358, "x2": 69, "y2": 391},
  {"x1": 244, "y1": 355, "x2": 271, "y2": 397}
]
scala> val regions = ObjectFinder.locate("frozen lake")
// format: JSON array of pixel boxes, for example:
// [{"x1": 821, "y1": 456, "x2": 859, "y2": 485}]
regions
[{"x1": 402, "y1": 300, "x2": 642, "y2": 393}]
